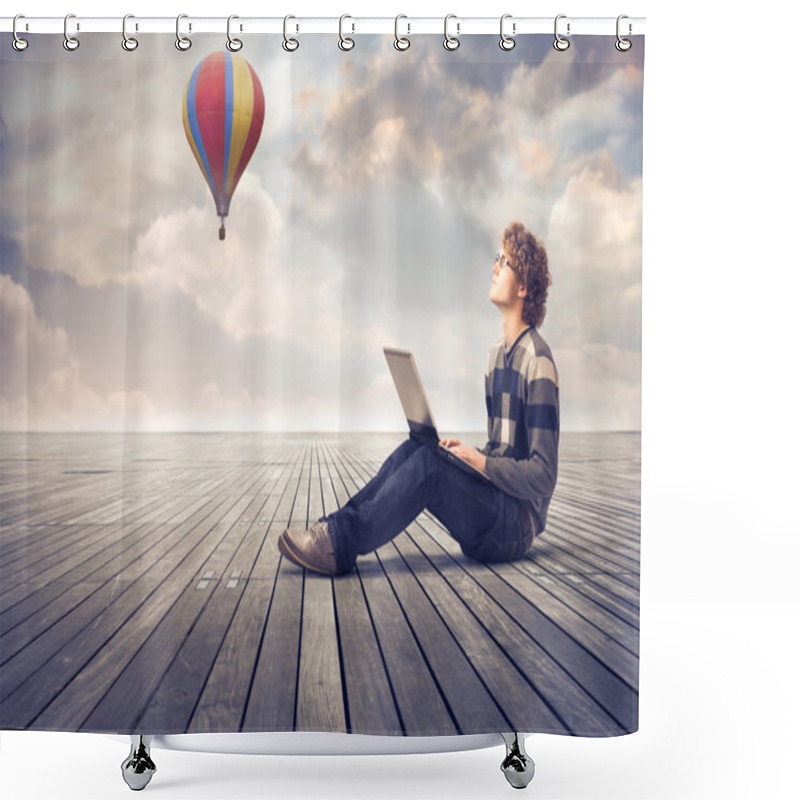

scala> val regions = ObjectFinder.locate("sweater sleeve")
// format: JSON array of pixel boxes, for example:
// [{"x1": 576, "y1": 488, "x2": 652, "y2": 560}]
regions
[{"x1": 484, "y1": 354, "x2": 559, "y2": 504}]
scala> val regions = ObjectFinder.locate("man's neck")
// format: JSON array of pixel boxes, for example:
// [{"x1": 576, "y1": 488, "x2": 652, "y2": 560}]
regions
[{"x1": 502, "y1": 311, "x2": 530, "y2": 349}]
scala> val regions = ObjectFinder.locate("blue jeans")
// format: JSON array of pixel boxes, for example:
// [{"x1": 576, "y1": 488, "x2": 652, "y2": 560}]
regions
[{"x1": 323, "y1": 438, "x2": 534, "y2": 573}]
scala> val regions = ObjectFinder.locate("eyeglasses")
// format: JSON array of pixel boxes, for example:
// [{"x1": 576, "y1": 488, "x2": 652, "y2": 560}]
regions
[{"x1": 494, "y1": 252, "x2": 515, "y2": 272}]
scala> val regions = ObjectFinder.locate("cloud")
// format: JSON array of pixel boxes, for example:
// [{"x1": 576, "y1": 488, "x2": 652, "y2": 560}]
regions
[
  {"x1": 291, "y1": 48, "x2": 502, "y2": 198},
  {"x1": 1, "y1": 275, "x2": 158, "y2": 431},
  {"x1": 2, "y1": 37, "x2": 644, "y2": 433},
  {"x1": 545, "y1": 160, "x2": 643, "y2": 352},
  {"x1": 554, "y1": 343, "x2": 641, "y2": 431},
  {"x1": 128, "y1": 176, "x2": 287, "y2": 342},
  {"x1": 549, "y1": 160, "x2": 642, "y2": 275},
  {"x1": 0, "y1": 273, "x2": 70, "y2": 400}
]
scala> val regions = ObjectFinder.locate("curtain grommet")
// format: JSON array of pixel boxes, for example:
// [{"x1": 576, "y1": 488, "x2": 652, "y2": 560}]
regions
[
  {"x1": 499, "y1": 14, "x2": 516, "y2": 51},
  {"x1": 226, "y1": 15, "x2": 243, "y2": 52},
  {"x1": 554, "y1": 14, "x2": 571, "y2": 51},
  {"x1": 394, "y1": 15, "x2": 410, "y2": 51},
  {"x1": 63, "y1": 13, "x2": 80, "y2": 51},
  {"x1": 122, "y1": 14, "x2": 139, "y2": 51},
  {"x1": 176, "y1": 14, "x2": 192, "y2": 51},
  {"x1": 615, "y1": 15, "x2": 632, "y2": 51},
  {"x1": 283, "y1": 15, "x2": 299, "y2": 52},
  {"x1": 338, "y1": 14, "x2": 355, "y2": 51},
  {"x1": 443, "y1": 14, "x2": 460, "y2": 51},
  {"x1": 12, "y1": 15, "x2": 29, "y2": 51}
]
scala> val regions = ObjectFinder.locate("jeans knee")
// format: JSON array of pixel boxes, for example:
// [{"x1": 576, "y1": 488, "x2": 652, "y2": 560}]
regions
[
  {"x1": 411, "y1": 444, "x2": 440, "y2": 492},
  {"x1": 397, "y1": 438, "x2": 422, "y2": 457}
]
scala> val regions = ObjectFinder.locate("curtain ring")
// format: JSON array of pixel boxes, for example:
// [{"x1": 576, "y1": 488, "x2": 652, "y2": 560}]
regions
[
  {"x1": 226, "y1": 15, "x2": 243, "y2": 51},
  {"x1": 615, "y1": 14, "x2": 632, "y2": 51},
  {"x1": 443, "y1": 14, "x2": 460, "y2": 51},
  {"x1": 499, "y1": 14, "x2": 515, "y2": 51},
  {"x1": 176, "y1": 14, "x2": 192, "y2": 51},
  {"x1": 63, "y1": 13, "x2": 80, "y2": 51},
  {"x1": 554, "y1": 14, "x2": 570, "y2": 51},
  {"x1": 283, "y1": 15, "x2": 299, "y2": 52},
  {"x1": 394, "y1": 15, "x2": 410, "y2": 51},
  {"x1": 338, "y1": 14, "x2": 355, "y2": 51},
  {"x1": 122, "y1": 14, "x2": 139, "y2": 51},
  {"x1": 12, "y1": 15, "x2": 29, "y2": 51}
]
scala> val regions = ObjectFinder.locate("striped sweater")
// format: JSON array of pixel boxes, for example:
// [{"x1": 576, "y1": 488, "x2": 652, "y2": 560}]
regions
[{"x1": 481, "y1": 327, "x2": 560, "y2": 534}]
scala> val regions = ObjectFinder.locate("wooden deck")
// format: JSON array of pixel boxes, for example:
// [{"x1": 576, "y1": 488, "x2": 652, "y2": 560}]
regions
[{"x1": 0, "y1": 432, "x2": 639, "y2": 737}]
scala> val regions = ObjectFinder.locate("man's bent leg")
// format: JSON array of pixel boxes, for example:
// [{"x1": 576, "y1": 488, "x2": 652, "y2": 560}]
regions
[
  {"x1": 279, "y1": 438, "x2": 421, "y2": 574},
  {"x1": 325, "y1": 439, "x2": 442, "y2": 572},
  {"x1": 330, "y1": 437, "x2": 421, "y2": 518},
  {"x1": 426, "y1": 471, "x2": 534, "y2": 564}
]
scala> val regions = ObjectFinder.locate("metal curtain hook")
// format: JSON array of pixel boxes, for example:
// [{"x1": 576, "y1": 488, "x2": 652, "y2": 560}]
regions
[
  {"x1": 554, "y1": 14, "x2": 570, "y2": 51},
  {"x1": 339, "y1": 14, "x2": 355, "y2": 51},
  {"x1": 12, "y1": 14, "x2": 29, "y2": 51},
  {"x1": 394, "y1": 14, "x2": 410, "y2": 50},
  {"x1": 63, "y1": 13, "x2": 79, "y2": 51},
  {"x1": 283, "y1": 15, "x2": 299, "y2": 52},
  {"x1": 616, "y1": 14, "x2": 632, "y2": 51},
  {"x1": 122, "y1": 14, "x2": 139, "y2": 51},
  {"x1": 499, "y1": 14, "x2": 515, "y2": 51},
  {"x1": 176, "y1": 14, "x2": 192, "y2": 50},
  {"x1": 443, "y1": 14, "x2": 460, "y2": 51},
  {"x1": 227, "y1": 15, "x2": 243, "y2": 51}
]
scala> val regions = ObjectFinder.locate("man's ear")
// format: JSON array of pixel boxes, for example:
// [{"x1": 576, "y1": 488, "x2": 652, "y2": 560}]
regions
[{"x1": 517, "y1": 283, "x2": 527, "y2": 300}]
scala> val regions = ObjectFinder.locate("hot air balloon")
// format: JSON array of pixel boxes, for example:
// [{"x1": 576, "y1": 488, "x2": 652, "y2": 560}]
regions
[{"x1": 183, "y1": 51, "x2": 265, "y2": 240}]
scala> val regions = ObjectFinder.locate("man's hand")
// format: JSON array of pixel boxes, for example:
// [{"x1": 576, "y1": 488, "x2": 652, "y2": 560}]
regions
[
  {"x1": 445, "y1": 442, "x2": 488, "y2": 475},
  {"x1": 440, "y1": 438, "x2": 461, "y2": 449}
]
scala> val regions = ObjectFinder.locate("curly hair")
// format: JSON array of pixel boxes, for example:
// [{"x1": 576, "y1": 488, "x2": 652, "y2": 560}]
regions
[{"x1": 502, "y1": 221, "x2": 552, "y2": 329}]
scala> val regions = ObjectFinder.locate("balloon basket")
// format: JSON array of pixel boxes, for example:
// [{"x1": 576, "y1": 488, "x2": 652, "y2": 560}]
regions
[{"x1": 219, "y1": 224, "x2": 226, "y2": 241}]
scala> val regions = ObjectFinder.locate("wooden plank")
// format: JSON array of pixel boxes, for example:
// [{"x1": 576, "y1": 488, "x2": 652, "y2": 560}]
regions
[
  {"x1": 329, "y1": 573, "x2": 402, "y2": 734},
  {"x1": 0, "y1": 432, "x2": 641, "y2": 737},
  {"x1": 188, "y1": 577, "x2": 274, "y2": 732},
  {"x1": 242, "y1": 447, "x2": 310, "y2": 731},
  {"x1": 317, "y1": 437, "x2": 402, "y2": 734},
  {"x1": 503, "y1": 559, "x2": 639, "y2": 655},
  {"x1": 0, "y1": 493, "x2": 210, "y2": 635},
  {"x1": 0, "y1": 491, "x2": 239, "y2": 729},
  {"x1": 184, "y1": 450, "x2": 299, "y2": 733},
  {"x1": 403, "y1": 520, "x2": 624, "y2": 735},
  {"x1": 241, "y1": 557, "x2": 303, "y2": 731},
  {"x1": 0, "y1": 492, "x2": 223, "y2": 697},
  {"x1": 330, "y1": 449, "x2": 459, "y2": 735},
  {"x1": 0, "y1": 480, "x2": 172, "y2": 572},
  {"x1": 81, "y1": 578, "x2": 227, "y2": 733},
  {"x1": 422, "y1": 514, "x2": 639, "y2": 690},
  {"x1": 392, "y1": 531, "x2": 564, "y2": 732},
  {"x1": 516, "y1": 558, "x2": 640, "y2": 630},
  {"x1": 83, "y1": 470, "x2": 281, "y2": 731},
  {"x1": 357, "y1": 552, "x2": 457, "y2": 735},
  {"x1": 166, "y1": 445, "x2": 296, "y2": 732},
  {"x1": 292, "y1": 441, "x2": 347, "y2": 731},
  {"x1": 408, "y1": 517, "x2": 638, "y2": 733},
  {"x1": 0, "y1": 490, "x2": 191, "y2": 594},
  {"x1": 295, "y1": 576, "x2": 347, "y2": 731}
]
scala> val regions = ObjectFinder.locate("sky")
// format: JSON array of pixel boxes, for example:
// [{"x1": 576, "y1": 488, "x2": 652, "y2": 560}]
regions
[{"x1": 0, "y1": 32, "x2": 643, "y2": 433}]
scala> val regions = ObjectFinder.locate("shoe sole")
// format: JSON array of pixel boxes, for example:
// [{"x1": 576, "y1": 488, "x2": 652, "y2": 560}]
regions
[{"x1": 278, "y1": 530, "x2": 338, "y2": 576}]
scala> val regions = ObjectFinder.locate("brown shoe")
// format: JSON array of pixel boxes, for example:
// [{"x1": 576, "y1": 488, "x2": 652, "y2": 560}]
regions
[{"x1": 278, "y1": 521, "x2": 340, "y2": 576}]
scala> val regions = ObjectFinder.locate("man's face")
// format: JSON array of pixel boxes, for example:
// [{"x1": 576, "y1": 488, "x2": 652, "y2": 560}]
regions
[{"x1": 490, "y1": 248, "x2": 525, "y2": 309}]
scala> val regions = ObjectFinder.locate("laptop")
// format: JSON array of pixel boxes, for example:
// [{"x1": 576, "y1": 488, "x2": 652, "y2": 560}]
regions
[{"x1": 383, "y1": 347, "x2": 493, "y2": 485}]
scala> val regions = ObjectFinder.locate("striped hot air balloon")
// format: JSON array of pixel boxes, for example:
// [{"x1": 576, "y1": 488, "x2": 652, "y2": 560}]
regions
[{"x1": 183, "y1": 51, "x2": 265, "y2": 240}]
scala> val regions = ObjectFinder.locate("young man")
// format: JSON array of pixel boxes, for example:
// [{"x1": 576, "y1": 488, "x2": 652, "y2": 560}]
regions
[{"x1": 278, "y1": 221, "x2": 559, "y2": 575}]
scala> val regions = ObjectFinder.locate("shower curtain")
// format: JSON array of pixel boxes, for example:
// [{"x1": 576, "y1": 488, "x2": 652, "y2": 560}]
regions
[{"x1": 0, "y1": 27, "x2": 643, "y2": 739}]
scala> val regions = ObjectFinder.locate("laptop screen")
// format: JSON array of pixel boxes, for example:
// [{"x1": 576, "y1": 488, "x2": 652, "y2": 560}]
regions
[{"x1": 383, "y1": 347, "x2": 440, "y2": 442}]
